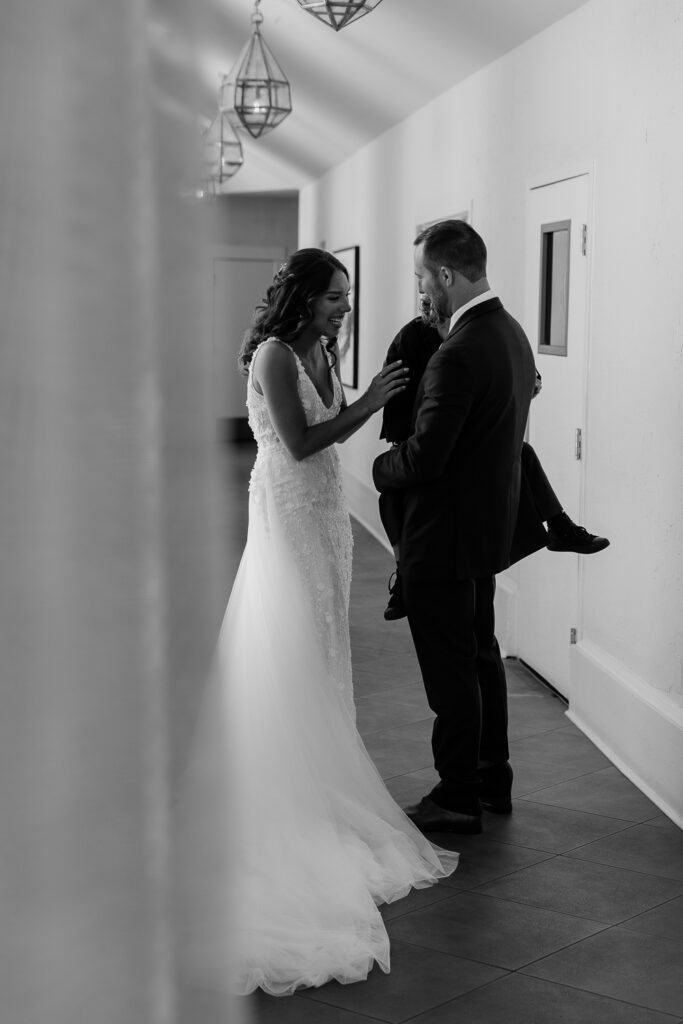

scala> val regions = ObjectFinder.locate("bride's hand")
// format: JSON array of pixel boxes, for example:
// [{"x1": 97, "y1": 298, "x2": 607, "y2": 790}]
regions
[{"x1": 364, "y1": 360, "x2": 409, "y2": 412}]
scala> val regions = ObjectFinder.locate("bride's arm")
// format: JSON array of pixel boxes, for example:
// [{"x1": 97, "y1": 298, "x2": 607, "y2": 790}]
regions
[
  {"x1": 254, "y1": 340, "x2": 407, "y2": 462},
  {"x1": 330, "y1": 341, "x2": 368, "y2": 444}
]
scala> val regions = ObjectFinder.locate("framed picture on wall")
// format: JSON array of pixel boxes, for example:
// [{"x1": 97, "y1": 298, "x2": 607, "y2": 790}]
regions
[
  {"x1": 415, "y1": 207, "x2": 470, "y2": 235},
  {"x1": 333, "y1": 245, "x2": 359, "y2": 389}
]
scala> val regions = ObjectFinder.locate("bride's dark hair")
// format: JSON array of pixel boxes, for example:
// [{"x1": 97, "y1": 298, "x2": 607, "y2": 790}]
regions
[{"x1": 238, "y1": 248, "x2": 349, "y2": 375}]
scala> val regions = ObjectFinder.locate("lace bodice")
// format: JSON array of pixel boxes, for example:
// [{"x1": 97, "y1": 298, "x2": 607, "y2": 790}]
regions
[
  {"x1": 247, "y1": 338, "x2": 348, "y2": 522},
  {"x1": 247, "y1": 337, "x2": 341, "y2": 439},
  {"x1": 246, "y1": 338, "x2": 354, "y2": 713}
]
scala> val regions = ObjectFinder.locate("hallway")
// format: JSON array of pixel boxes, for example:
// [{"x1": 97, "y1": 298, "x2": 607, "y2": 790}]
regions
[{"x1": 187, "y1": 442, "x2": 683, "y2": 1024}]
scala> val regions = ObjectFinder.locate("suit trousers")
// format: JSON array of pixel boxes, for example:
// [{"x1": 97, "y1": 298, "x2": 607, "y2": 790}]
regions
[{"x1": 404, "y1": 574, "x2": 509, "y2": 814}]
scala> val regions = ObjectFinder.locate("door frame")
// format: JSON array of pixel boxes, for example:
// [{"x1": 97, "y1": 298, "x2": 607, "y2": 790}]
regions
[
  {"x1": 525, "y1": 163, "x2": 596, "y2": 649},
  {"x1": 516, "y1": 162, "x2": 596, "y2": 683},
  {"x1": 209, "y1": 244, "x2": 286, "y2": 437}
]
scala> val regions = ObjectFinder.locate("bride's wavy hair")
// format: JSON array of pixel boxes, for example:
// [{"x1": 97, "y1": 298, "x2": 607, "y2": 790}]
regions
[{"x1": 238, "y1": 248, "x2": 349, "y2": 375}]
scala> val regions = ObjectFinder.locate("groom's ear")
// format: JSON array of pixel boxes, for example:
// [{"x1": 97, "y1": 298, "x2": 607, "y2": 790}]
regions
[{"x1": 439, "y1": 265, "x2": 454, "y2": 287}]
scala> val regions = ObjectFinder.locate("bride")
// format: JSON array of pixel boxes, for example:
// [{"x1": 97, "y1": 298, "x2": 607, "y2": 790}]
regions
[{"x1": 177, "y1": 248, "x2": 459, "y2": 998}]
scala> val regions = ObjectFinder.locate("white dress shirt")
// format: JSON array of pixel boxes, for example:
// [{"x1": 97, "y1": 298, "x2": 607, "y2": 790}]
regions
[{"x1": 448, "y1": 289, "x2": 497, "y2": 334}]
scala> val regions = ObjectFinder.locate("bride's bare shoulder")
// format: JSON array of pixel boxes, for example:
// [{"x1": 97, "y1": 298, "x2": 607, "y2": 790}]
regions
[{"x1": 252, "y1": 338, "x2": 298, "y2": 391}]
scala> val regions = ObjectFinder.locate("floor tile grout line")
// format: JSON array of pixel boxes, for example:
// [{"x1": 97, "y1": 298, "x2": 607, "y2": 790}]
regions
[
  {"x1": 513, "y1": 797, "x2": 642, "y2": 825},
  {"x1": 552, "y1": 851, "x2": 683, "y2": 889},
  {"x1": 510, "y1": 773, "x2": 644, "y2": 799},
  {"x1": 519, "y1": 933, "x2": 683, "y2": 1016},
  {"x1": 438, "y1": 831, "x2": 580, "y2": 857},
  {"x1": 294, "y1": 991, "x2": 387, "y2": 1023},
  {"x1": 391, "y1": 884, "x2": 612, "y2": 931},
  {"x1": 515, "y1": 919, "x2": 621, "y2": 969},
  {"x1": 384, "y1": 935, "x2": 514, "y2": 977},
  {"x1": 378, "y1": 764, "x2": 628, "y2": 795},
  {"x1": 396, "y1": 966, "x2": 683, "y2": 1023},
  {"x1": 361, "y1": 717, "x2": 437, "y2": 734},
  {"x1": 467, "y1": 881, "x2": 683, "y2": 928},
  {"x1": 511, "y1": 968, "x2": 683, "y2": 1019},
  {"x1": 518, "y1": 794, "x2": 662, "y2": 826},
  {"x1": 383, "y1": 927, "x2": 610, "y2": 974},
  {"x1": 617, "y1": 904, "x2": 683, "y2": 933},
  {"x1": 506, "y1": 755, "x2": 614, "y2": 775},
  {"x1": 514, "y1": 763, "x2": 648, "y2": 783},
  {"x1": 398, "y1": 971, "x2": 515, "y2": 1023},
  {"x1": 438, "y1": 856, "x2": 560, "y2": 891},
  {"x1": 380, "y1": 766, "x2": 435, "y2": 782},
  {"x1": 298, "y1": 944, "x2": 511, "y2": 1023},
  {"x1": 479, "y1": 848, "x2": 683, "y2": 889},
  {"x1": 297, "y1": 932, "x2": 683, "y2": 1023},
  {"x1": 382, "y1": 850, "x2": 593, "y2": 918},
  {"x1": 466, "y1": 828, "x2": 635, "y2": 858}
]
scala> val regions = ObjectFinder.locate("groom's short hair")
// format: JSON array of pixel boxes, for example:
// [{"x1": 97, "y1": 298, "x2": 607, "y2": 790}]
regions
[{"x1": 415, "y1": 220, "x2": 487, "y2": 283}]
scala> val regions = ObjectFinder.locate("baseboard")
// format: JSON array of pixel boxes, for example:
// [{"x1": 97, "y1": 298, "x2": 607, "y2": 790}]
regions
[{"x1": 568, "y1": 639, "x2": 683, "y2": 827}]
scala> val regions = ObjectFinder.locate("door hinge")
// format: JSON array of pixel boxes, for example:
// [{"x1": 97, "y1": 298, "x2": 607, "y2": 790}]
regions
[
  {"x1": 581, "y1": 224, "x2": 587, "y2": 256},
  {"x1": 575, "y1": 427, "x2": 583, "y2": 460},
  {"x1": 570, "y1": 628, "x2": 578, "y2": 645}
]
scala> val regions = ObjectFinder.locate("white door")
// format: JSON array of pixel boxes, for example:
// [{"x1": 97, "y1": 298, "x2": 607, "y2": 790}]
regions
[
  {"x1": 211, "y1": 247, "x2": 284, "y2": 422},
  {"x1": 516, "y1": 173, "x2": 591, "y2": 699}
]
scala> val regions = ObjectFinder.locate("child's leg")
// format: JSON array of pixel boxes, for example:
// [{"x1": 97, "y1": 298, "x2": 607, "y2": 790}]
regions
[
  {"x1": 378, "y1": 494, "x2": 407, "y2": 620},
  {"x1": 378, "y1": 491, "x2": 403, "y2": 550}
]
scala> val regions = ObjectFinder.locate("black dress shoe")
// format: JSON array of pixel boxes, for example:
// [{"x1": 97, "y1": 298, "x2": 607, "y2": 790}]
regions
[
  {"x1": 546, "y1": 512, "x2": 610, "y2": 554},
  {"x1": 404, "y1": 796, "x2": 482, "y2": 834},
  {"x1": 384, "y1": 569, "x2": 407, "y2": 621},
  {"x1": 479, "y1": 762, "x2": 513, "y2": 815}
]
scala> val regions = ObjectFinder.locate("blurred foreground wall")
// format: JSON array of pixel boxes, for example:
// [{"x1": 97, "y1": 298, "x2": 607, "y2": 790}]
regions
[{"x1": 0, "y1": 2, "x2": 244, "y2": 1021}]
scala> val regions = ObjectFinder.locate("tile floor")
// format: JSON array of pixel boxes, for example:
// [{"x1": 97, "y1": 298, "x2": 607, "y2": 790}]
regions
[{"x1": 189, "y1": 442, "x2": 683, "y2": 1024}]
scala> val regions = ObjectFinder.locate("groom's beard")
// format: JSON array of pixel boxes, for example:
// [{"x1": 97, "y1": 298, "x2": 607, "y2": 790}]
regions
[
  {"x1": 419, "y1": 297, "x2": 440, "y2": 330},
  {"x1": 428, "y1": 284, "x2": 450, "y2": 322},
  {"x1": 421, "y1": 309, "x2": 443, "y2": 330}
]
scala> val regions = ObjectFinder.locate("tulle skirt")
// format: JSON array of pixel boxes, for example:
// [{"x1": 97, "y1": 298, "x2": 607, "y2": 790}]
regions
[{"x1": 175, "y1": 479, "x2": 458, "y2": 997}]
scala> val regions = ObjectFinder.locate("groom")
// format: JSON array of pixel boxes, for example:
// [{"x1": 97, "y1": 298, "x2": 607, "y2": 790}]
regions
[{"x1": 372, "y1": 220, "x2": 536, "y2": 834}]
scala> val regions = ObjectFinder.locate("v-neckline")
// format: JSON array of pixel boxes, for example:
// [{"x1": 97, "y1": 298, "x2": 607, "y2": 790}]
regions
[{"x1": 293, "y1": 342, "x2": 335, "y2": 411}]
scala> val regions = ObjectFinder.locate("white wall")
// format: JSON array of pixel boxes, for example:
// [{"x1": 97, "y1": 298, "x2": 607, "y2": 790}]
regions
[
  {"x1": 299, "y1": 0, "x2": 683, "y2": 822},
  {"x1": 203, "y1": 192, "x2": 298, "y2": 249},
  {"x1": 203, "y1": 194, "x2": 298, "y2": 429}
]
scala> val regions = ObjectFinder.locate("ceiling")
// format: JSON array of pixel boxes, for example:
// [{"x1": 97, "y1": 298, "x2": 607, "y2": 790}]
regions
[{"x1": 153, "y1": 0, "x2": 590, "y2": 195}]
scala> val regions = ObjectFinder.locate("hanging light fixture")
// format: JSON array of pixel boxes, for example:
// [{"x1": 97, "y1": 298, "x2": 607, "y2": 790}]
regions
[
  {"x1": 219, "y1": 110, "x2": 245, "y2": 179},
  {"x1": 294, "y1": 0, "x2": 383, "y2": 31},
  {"x1": 201, "y1": 118, "x2": 221, "y2": 190},
  {"x1": 230, "y1": 0, "x2": 292, "y2": 139},
  {"x1": 201, "y1": 110, "x2": 244, "y2": 194}
]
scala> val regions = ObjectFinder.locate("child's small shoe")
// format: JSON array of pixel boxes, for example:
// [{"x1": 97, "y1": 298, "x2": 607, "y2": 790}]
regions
[{"x1": 384, "y1": 570, "x2": 406, "y2": 621}]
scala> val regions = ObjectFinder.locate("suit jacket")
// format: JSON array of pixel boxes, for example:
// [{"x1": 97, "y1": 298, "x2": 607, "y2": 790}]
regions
[{"x1": 372, "y1": 297, "x2": 537, "y2": 581}]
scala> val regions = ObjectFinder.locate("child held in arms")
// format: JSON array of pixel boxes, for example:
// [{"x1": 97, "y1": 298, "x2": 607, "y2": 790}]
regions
[{"x1": 378, "y1": 296, "x2": 609, "y2": 621}]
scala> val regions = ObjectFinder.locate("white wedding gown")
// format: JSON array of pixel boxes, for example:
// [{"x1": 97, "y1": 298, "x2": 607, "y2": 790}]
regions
[{"x1": 176, "y1": 339, "x2": 458, "y2": 997}]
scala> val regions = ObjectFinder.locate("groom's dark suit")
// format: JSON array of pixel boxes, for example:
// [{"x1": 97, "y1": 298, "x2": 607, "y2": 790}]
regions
[{"x1": 372, "y1": 296, "x2": 537, "y2": 815}]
